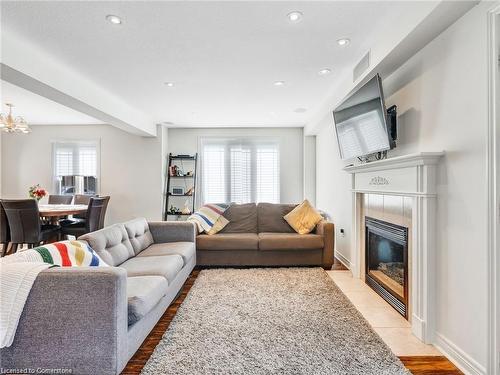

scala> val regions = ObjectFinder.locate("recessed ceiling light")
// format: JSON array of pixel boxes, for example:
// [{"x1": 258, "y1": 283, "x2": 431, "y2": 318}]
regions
[
  {"x1": 318, "y1": 68, "x2": 332, "y2": 76},
  {"x1": 274, "y1": 81, "x2": 285, "y2": 86},
  {"x1": 287, "y1": 11, "x2": 303, "y2": 23},
  {"x1": 164, "y1": 82, "x2": 175, "y2": 87},
  {"x1": 337, "y1": 38, "x2": 350, "y2": 46},
  {"x1": 294, "y1": 108, "x2": 307, "y2": 113},
  {"x1": 106, "y1": 15, "x2": 122, "y2": 25}
]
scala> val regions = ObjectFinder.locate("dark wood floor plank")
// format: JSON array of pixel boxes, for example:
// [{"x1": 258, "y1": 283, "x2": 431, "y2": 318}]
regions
[{"x1": 121, "y1": 259, "x2": 458, "y2": 375}]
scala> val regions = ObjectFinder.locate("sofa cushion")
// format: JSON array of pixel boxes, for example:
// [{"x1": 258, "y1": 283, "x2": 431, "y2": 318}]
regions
[
  {"x1": 79, "y1": 224, "x2": 134, "y2": 266},
  {"x1": 127, "y1": 276, "x2": 168, "y2": 326},
  {"x1": 257, "y1": 203, "x2": 297, "y2": 233},
  {"x1": 124, "y1": 218, "x2": 154, "y2": 255},
  {"x1": 258, "y1": 233, "x2": 324, "y2": 251},
  {"x1": 119, "y1": 255, "x2": 184, "y2": 283},
  {"x1": 136, "y1": 242, "x2": 195, "y2": 263},
  {"x1": 197, "y1": 233, "x2": 259, "y2": 250},
  {"x1": 284, "y1": 199, "x2": 324, "y2": 235},
  {"x1": 219, "y1": 203, "x2": 257, "y2": 233}
]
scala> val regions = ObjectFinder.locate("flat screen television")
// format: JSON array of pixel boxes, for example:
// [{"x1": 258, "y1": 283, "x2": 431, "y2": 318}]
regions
[{"x1": 333, "y1": 74, "x2": 395, "y2": 160}]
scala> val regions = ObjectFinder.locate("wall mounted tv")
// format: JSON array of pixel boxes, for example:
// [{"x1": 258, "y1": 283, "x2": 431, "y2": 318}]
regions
[{"x1": 333, "y1": 74, "x2": 396, "y2": 160}]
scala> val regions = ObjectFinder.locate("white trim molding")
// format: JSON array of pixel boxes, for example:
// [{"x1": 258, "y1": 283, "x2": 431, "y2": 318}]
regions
[
  {"x1": 487, "y1": 3, "x2": 500, "y2": 375},
  {"x1": 334, "y1": 252, "x2": 351, "y2": 270},
  {"x1": 344, "y1": 152, "x2": 444, "y2": 343},
  {"x1": 435, "y1": 332, "x2": 487, "y2": 375}
]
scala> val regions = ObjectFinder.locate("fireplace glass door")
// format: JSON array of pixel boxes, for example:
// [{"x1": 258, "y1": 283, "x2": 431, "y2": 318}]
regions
[{"x1": 365, "y1": 217, "x2": 408, "y2": 318}]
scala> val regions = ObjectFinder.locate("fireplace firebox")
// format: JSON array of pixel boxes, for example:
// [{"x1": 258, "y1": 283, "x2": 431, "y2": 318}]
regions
[{"x1": 365, "y1": 217, "x2": 409, "y2": 318}]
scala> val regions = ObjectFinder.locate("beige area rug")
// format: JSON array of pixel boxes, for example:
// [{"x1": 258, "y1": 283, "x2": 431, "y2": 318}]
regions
[{"x1": 141, "y1": 268, "x2": 410, "y2": 375}]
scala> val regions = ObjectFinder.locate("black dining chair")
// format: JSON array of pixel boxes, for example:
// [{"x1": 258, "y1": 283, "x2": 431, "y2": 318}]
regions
[
  {"x1": 0, "y1": 200, "x2": 11, "y2": 257},
  {"x1": 1, "y1": 199, "x2": 61, "y2": 253},
  {"x1": 48, "y1": 195, "x2": 73, "y2": 204},
  {"x1": 61, "y1": 196, "x2": 110, "y2": 238}
]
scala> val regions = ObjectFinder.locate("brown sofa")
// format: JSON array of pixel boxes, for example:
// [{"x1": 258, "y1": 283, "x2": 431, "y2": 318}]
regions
[{"x1": 196, "y1": 203, "x2": 334, "y2": 269}]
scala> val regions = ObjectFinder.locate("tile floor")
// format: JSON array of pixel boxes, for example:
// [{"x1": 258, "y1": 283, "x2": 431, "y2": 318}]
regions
[{"x1": 327, "y1": 270, "x2": 441, "y2": 356}]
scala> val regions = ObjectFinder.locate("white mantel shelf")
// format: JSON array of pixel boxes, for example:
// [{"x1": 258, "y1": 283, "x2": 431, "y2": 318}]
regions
[
  {"x1": 344, "y1": 152, "x2": 445, "y2": 197},
  {"x1": 343, "y1": 152, "x2": 445, "y2": 173},
  {"x1": 346, "y1": 152, "x2": 445, "y2": 345}
]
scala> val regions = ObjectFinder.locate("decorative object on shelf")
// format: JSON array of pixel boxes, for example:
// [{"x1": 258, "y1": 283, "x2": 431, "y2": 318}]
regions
[
  {"x1": 181, "y1": 200, "x2": 191, "y2": 215},
  {"x1": 168, "y1": 205, "x2": 180, "y2": 215},
  {"x1": 0, "y1": 103, "x2": 31, "y2": 134},
  {"x1": 164, "y1": 153, "x2": 198, "y2": 220},
  {"x1": 171, "y1": 186, "x2": 185, "y2": 195},
  {"x1": 28, "y1": 184, "x2": 47, "y2": 201}
]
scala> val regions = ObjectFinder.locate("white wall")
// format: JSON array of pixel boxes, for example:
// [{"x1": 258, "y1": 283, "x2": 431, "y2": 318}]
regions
[
  {"x1": 1, "y1": 124, "x2": 164, "y2": 224},
  {"x1": 303, "y1": 135, "x2": 316, "y2": 206},
  {"x1": 316, "y1": 2, "x2": 491, "y2": 372},
  {"x1": 167, "y1": 127, "x2": 304, "y2": 204}
]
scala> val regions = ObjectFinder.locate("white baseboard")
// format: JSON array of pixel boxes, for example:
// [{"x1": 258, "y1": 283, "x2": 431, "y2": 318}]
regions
[
  {"x1": 434, "y1": 332, "x2": 486, "y2": 375},
  {"x1": 334, "y1": 252, "x2": 351, "y2": 270}
]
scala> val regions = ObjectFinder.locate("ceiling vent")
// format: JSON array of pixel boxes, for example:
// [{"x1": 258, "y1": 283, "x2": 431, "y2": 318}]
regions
[{"x1": 353, "y1": 50, "x2": 370, "y2": 82}]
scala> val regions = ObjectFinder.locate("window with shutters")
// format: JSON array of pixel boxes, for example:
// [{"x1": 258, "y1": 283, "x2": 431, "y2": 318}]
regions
[
  {"x1": 200, "y1": 138, "x2": 279, "y2": 205},
  {"x1": 52, "y1": 141, "x2": 100, "y2": 195}
]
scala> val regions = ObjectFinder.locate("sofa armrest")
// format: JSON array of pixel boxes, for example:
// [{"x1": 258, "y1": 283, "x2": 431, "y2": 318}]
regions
[
  {"x1": 148, "y1": 221, "x2": 196, "y2": 243},
  {"x1": 316, "y1": 220, "x2": 335, "y2": 269},
  {"x1": 0, "y1": 267, "x2": 128, "y2": 375}
]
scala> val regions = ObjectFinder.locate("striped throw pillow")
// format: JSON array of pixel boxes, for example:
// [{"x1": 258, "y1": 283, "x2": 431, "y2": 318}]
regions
[
  {"x1": 187, "y1": 203, "x2": 230, "y2": 233},
  {"x1": 15, "y1": 241, "x2": 108, "y2": 267}
]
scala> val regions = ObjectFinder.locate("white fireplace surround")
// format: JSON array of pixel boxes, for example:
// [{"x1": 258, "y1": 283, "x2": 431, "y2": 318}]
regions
[{"x1": 344, "y1": 152, "x2": 444, "y2": 344}]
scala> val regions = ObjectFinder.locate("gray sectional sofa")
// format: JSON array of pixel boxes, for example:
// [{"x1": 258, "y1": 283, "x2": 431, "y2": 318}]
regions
[
  {"x1": 0, "y1": 218, "x2": 196, "y2": 375},
  {"x1": 197, "y1": 203, "x2": 335, "y2": 269}
]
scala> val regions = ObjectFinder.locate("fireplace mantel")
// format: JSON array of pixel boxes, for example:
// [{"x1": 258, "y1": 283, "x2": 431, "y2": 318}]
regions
[
  {"x1": 344, "y1": 152, "x2": 444, "y2": 344},
  {"x1": 344, "y1": 152, "x2": 444, "y2": 197}
]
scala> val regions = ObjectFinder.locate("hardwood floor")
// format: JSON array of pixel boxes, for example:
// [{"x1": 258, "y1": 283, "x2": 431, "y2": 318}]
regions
[{"x1": 121, "y1": 263, "x2": 462, "y2": 375}]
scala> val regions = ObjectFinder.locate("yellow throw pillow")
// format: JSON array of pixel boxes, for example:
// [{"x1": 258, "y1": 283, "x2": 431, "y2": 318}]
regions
[
  {"x1": 207, "y1": 216, "x2": 229, "y2": 235},
  {"x1": 284, "y1": 200, "x2": 323, "y2": 235}
]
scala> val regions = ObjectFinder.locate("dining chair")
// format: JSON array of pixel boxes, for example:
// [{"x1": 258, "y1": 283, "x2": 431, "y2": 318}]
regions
[
  {"x1": 1, "y1": 199, "x2": 61, "y2": 253},
  {"x1": 0, "y1": 200, "x2": 11, "y2": 257},
  {"x1": 48, "y1": 195, "x2": 73, "y2": 204},
  {"x1": 72, "y1": 194, "x2": 96, "y2": 220},
  {"x1": 61, "y1": 196, "x2": 110, "y2": 238}
]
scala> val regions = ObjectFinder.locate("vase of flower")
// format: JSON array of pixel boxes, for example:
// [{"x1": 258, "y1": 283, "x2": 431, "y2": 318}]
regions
[{"x1": 28, "y1": 184, "x2": 47, "y2": 202}]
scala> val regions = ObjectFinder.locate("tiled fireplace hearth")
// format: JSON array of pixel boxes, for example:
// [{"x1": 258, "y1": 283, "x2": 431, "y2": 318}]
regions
[{"x1": 344, "y1": 152, "x2": 444, "y2": 344}]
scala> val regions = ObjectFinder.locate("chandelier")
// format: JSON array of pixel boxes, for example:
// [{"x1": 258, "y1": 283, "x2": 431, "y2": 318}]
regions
[{"x1": 0, "y1": 103, "x2": 31, "y2": 133}]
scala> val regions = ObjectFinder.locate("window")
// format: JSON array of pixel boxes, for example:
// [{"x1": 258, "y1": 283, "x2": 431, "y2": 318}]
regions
[
  {"x1": 53, "y1": 141, "x2": 99, "y2": 195},
  {"x1": 200, "y1": 138, "x2": 279, "y2": 204}
]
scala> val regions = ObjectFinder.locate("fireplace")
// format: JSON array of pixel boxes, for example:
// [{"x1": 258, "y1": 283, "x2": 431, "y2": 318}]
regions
[{"x1": 365, "y1": 217, "x2": 409, "y2": 318}]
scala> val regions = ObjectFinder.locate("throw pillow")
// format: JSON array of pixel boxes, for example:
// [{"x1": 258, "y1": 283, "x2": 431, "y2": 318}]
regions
[
  {"x1": 187, "y1": 203, "x2": 230, "y2": 233},
  {"x1": 12, "y1": 240, "x2": 108, "y2": 267},
  {"x1": 207, "y1": 216, "x2": 229, "y2": 235},
  {"x1": 284, "y1": 199, "x2": 323, "y2": 235}
]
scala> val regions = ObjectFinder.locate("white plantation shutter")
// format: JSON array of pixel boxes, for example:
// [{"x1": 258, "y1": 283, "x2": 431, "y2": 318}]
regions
[
  {"x1": 55, "y1": 148, "x2": 74, "y2": 176},
  {"x1": 200, "y1": 138, "x2": 279, "y2": 205},
  {"x1": 256, "y1": 145, "x2": 279, "y2": 203},
  {"x1": 230, "y1": 145, "x2": 252, "y2": 204},
  {"x1": 78, "y1": 146, "x2": 97, "y2": 176},
  {"x1": 203, "y1": 144, "x2": 226, "y2": 204}
]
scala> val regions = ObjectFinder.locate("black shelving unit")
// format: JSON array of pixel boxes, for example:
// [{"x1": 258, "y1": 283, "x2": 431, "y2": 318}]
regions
[{"x1": 163, "y1": 153, "x2": 198, "y2": 220}]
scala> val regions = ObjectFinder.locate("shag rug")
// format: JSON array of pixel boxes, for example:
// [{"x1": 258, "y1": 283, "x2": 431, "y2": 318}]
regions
[{"x1": 141, "y1": 268, "x2": 410, "y2": 375}]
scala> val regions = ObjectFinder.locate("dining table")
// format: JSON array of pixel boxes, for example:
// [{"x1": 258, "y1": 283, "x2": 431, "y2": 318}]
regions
[{"x1": 38, "y1": 204, "x2": 88, "y2": 224}]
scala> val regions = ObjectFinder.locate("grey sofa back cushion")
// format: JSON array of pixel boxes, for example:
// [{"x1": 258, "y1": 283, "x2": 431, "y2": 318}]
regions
[
  {"x1": 220, "y1": 203, "x2": 258, "y2": 233},
  {"x1": 124, "y1": 218, "x2": 154, "y2": 255},
  {"x1": 79, "y1": 224, "x2": 135, "y2": 266},
  {"x1": 257, "y1": 203, "x2": 297, "y2": 233}
]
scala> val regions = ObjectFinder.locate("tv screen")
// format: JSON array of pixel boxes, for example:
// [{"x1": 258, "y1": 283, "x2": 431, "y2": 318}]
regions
[{"x1": 333, "y1": 74, "x2": 391, "y2": 160}]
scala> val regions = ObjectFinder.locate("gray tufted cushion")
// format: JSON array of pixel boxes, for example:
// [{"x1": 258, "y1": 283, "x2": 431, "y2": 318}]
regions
[
  {"x1": 79, "y1": 224, "x2": 135, "y2": 266},
  {"x1": 123, "y1": 218, "x2": 154, "y2": 255}
]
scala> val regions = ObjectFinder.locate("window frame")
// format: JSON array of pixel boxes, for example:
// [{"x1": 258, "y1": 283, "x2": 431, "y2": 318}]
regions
[
  {"x1": 51, "y1": 139, "x2": 101, "y2": 195},
  {"x1": 199, "y1": 137, "x2": 280, "y2": 205}
]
